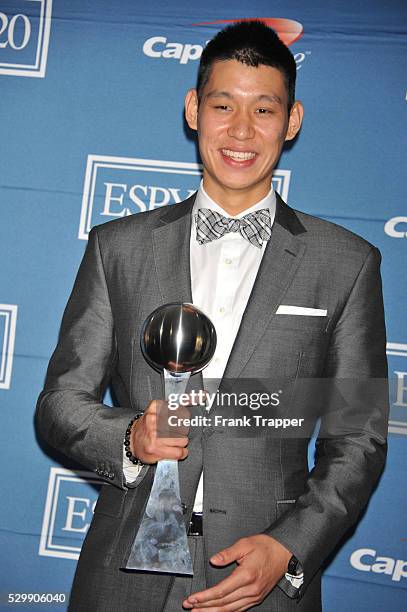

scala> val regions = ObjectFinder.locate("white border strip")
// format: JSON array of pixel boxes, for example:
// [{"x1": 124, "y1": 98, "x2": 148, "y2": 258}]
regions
[
  {"x1": 388, "y1": 420, "x2": 407, "y2": 435},
  {"x1": 386, "y1": 342, "x2": 407, "y2": 357},
  {"x1": 0, "y1": 304, "x2": 18, "y2": 389}
]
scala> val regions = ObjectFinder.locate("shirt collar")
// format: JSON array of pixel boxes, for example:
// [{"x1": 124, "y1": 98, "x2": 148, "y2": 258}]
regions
[{"x1": 193, "y1": 179, "x2": 276, "y2": 221}]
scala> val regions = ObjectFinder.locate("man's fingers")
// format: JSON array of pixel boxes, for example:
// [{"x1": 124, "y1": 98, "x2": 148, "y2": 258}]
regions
[
  {"x1": 140, "y1": 446, "x2": 188, "y2": 463},
  {"x1": 143, "y1": 438, "x2": 189, "y2": 461},
  {"x1": 184, "y1": 569, "x2": 250, "y2": 607},
  {"x1": 132, "y1": 397, "x2": 196, "y2": 462},
  {"x1": 159, "y1": 445, "x2": 189, "y2": 461},
  {"x1": 157, "y1": 402, "x2": 191, "y2": 436},
  {"x1": 144, "y1": 399, "x2": 167, "y2": 415},
  {"x1": 187, "y1": 585, "x2": 258, "y2": 608},
  {"x1": 210, "y1": 538, "x2": 249, "y2": 566},
  {"x1": 160, "y1": 436, "x2": 189, "y2": 447}
]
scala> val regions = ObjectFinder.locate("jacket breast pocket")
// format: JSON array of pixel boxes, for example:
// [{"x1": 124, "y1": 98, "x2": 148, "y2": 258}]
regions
[
  {"x1": 265, "y1": 316, "x2": 331, "y2": 378},
  {"x1": 272, "y1": 315, "x2": 330, "y2": 334}
]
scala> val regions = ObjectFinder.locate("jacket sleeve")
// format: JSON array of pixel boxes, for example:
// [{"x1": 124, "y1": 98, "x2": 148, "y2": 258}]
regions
[
  {"x1": 35, "y1": 227, "x2": 145, "y2": 490},
  {"x1": 265, "y1": 246, "x2": 389, "y2": 598}
]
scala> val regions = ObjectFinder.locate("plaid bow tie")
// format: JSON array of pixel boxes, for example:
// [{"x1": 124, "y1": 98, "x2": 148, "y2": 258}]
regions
[{"x1": 195, "y1": 208, "x2": 272, "y2": 249}]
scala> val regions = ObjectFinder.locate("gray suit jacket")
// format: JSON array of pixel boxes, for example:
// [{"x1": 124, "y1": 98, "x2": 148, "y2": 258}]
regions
[{"x1": 35, "y1": 193, "x2": 388, "y2": 611}]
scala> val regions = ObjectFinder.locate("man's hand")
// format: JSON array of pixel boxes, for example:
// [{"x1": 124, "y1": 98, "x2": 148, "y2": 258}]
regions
[
  {"x1": 183, "y1": 534, "x2": 292, "y2": 611},
  {"x1": 130, "y1": 399, "x2": 190, "y2": 464}
]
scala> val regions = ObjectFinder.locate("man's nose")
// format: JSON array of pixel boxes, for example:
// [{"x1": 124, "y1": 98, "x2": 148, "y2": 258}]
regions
[{"x1": 227, "y1": 112, "x2": 255, "y2": 140}]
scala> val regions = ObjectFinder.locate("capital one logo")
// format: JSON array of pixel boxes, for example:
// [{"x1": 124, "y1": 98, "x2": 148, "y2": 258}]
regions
[
  {"x1": 384, "y1": 217, "x2": 407, "y2": 238},
  {"x1": 143, "y1": 18, "x2": 308, "y2": 68},
  {"x1": 78, "y1": 154, "x2": 291, "y2": 240},
  {"x1": 39, "y1": 467, "x2": 102, "y2": 560},
  {"x1": 0, "y1": 304, "x2": 18, "y2": 390},
  {"x1": 350, "y1": 549, "x2": 407, "y2": 582},
  {"x1": 0, "y1": 0, "x2": 52, "y2": 78}
]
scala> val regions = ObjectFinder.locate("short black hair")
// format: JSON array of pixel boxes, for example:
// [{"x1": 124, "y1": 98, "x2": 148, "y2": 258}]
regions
[{"x1": 197, "y1": 20, "x2": 296, "y2": 112}]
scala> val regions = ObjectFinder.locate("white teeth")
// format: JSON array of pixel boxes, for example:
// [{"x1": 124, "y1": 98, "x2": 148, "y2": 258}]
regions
[{"x1": 222, "y1": 149, "x2": 256, "y2": 161}]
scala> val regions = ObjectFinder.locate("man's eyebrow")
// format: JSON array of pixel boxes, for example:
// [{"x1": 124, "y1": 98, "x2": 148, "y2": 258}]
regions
[
  {"x1": 205, "y1": 90, "x2": 233, "y2": 99},
  {"x1": 256, "y1": 93, "x2": 283, "y2": 105},
  {"x1": 205, "y1": 91, "x2": 283, "y2": 104}
]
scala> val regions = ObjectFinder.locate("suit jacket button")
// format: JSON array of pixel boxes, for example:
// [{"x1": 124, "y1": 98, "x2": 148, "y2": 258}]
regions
[
  {"x1": 108, "y1": 472, "x2": 114, "y2": 479},
  {"x1": 181, "y1": 503, "x2": 187, "y2": 514}
]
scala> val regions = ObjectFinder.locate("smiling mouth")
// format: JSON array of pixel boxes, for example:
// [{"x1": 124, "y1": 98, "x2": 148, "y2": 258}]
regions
[{"x1": 221, "y1": 149, "x2": 256, "y2": 161}]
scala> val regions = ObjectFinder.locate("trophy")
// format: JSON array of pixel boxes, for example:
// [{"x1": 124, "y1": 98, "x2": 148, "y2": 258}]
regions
[{"x1": 125, "y1": 303, "x2": 216, "y2": 574}]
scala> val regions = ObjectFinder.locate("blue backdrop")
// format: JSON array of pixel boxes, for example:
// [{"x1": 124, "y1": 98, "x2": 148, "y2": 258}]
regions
[{"x1": 0, "y1": 0, "x2": 406, "y2": 609}]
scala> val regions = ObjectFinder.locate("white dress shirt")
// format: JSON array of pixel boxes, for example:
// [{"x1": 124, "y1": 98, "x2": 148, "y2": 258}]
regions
[{"x1": 190, "y1": 182, "x2": 276, "y2": 511}]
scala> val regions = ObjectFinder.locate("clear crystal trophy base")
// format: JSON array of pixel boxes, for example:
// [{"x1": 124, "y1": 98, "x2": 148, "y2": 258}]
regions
[
  {"x1": 124, "y1": 370, "x2": 193, "y2": 574},
  {"x1": 125, "y1": 459, "x2": 193, "y2": 574}
]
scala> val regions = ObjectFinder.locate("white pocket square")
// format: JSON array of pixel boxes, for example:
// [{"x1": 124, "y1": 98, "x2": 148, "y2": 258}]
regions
[{"x1": 276, "y1": 305, "x2": 327, "y2": 316}]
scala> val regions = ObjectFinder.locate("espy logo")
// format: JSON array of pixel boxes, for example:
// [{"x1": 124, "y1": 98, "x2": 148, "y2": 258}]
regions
[
  {"x1": 78, "y1": 154, "x2": 292, "y2": 240},
  {"x1": 0, "y1": 0, "x2": 53, "y2": 78},
  {"x1": 143, "y1": 18, "x2": 307, "y2": 68},
  {"x1": 39, "y1": 467, "x2": 102, "y2": 560},
  {"x1": 78, "y1": 156, "x2": 201, "y2": 240}
]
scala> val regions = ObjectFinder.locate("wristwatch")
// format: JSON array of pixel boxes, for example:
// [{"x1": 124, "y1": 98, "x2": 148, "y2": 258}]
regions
[{"x1": 287, "y1": 555, "x2": 302, "y2": 576}]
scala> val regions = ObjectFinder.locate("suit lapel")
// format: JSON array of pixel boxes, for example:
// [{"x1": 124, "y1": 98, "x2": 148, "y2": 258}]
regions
[
  {"x1": 151, "y1": 194, "x2": 206, "y2": 397},
  {"x1": 223, "y1": 194, "x2": 307, "y2": 379},
  {"x1": 152, "y1": 195, "x2": 196, "y2": 304}
]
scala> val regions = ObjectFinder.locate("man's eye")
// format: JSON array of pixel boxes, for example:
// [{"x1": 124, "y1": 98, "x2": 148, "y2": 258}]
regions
[
  {"x1": 214, "y1": 105, "x2": 230, "y2": 111},
  {"x1": 256, "y1": 108, "x2": 272, "y2": 114}
]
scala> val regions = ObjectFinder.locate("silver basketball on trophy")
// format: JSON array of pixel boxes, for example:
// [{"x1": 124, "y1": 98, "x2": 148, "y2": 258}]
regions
[{"x1": 141, "y1": 302, "x2": 217, "y2": 374}]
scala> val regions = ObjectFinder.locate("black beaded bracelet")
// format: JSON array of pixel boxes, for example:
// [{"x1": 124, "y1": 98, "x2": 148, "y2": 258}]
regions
[{"x1": 124, "y1": 413, "x2": 144, "y2": 466}]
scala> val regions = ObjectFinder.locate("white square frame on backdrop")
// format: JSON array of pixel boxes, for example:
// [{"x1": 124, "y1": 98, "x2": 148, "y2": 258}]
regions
[{"x1": 0, "y1": 0, "x2": 53, "y2": 78}]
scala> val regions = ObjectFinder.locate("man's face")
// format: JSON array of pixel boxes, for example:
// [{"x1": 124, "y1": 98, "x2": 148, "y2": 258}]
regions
[{"x1": 185, "y1": 59, "x2": 302, "y2": 207}]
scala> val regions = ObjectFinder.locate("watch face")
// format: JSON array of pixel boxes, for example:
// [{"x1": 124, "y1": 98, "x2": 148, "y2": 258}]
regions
[{"x1": 288, "y1": 555, "x2": 300, "y2": 575}]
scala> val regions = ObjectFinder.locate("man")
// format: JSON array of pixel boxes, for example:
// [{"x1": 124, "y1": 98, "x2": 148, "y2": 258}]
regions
[{"x1": 35, "y1": 21, "x2": 388, "y2": 611}]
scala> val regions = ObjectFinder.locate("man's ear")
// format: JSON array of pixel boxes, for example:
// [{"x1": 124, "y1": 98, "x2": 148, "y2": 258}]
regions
[
  {"x1": 185, "y1": 89, "x2": 199, "y2": 131},
  {"x1": 285, "y1": 100, "x2": 304, "y2": 141}
]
